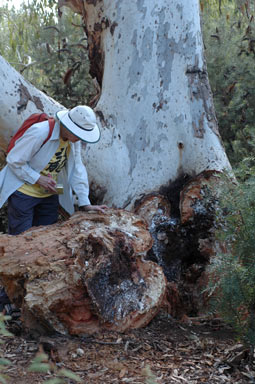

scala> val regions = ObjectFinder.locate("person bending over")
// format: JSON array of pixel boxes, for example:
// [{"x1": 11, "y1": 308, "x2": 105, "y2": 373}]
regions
[{"x1": 0, "y1": 105, "x2": 107, "y2": 312}]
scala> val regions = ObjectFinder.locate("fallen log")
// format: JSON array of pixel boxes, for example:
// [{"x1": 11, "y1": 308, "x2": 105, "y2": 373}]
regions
[{"x1": 0, "y1": 209, "x2": 166, "y2": 335}]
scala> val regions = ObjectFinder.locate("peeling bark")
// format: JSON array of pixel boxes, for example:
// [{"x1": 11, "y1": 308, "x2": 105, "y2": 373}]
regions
[
  {"x1": 17, "y1": 82, "x2": 44, "y2": 113},
  {"x1": 186, "y1": 66, "x2": 220, "y2": 138},
  {"x1": 59, "y1": 0, "x2": 105, "y2": 86}
]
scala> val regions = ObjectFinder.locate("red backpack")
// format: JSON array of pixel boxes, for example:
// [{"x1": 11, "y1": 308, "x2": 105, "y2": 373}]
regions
[{"x1": 7, "y1": 113, "x2": 55, "y2": 154}]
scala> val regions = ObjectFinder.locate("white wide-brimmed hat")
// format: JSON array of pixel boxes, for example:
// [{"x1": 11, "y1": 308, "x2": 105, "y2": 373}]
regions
[{"x1": 56, "y1": 105, "x2": 100, "y2": 143}]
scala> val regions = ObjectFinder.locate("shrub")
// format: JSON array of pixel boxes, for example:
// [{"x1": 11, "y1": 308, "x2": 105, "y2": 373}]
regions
[
  {"x1": 206, "y1": 159, "x2": 255, "y2": 350},
  {"x1": 201, "y1": 1, "x2": 255, "y2": 166}
]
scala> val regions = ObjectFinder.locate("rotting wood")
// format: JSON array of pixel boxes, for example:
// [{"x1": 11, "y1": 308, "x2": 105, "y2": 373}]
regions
[
  {"x1": 134, "y1": 171, "x2": 227, "y2": 318},
  {"x1": 0, "y1": 209, "x2": 166, "y2": 335}
]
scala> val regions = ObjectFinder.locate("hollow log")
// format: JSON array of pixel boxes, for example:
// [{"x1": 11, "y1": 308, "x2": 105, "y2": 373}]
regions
[{"x1": 0, "y1": 209, "x2": 166, "y2": 335}]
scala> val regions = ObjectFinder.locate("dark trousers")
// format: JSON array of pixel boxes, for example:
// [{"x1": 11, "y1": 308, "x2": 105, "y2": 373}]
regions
[{"x1": 8, "y1": 190, "x2": 59, "y2": 235}]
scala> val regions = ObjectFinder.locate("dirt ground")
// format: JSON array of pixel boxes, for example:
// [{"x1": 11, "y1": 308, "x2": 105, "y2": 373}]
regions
[{"x1": 1, "y1": 310, "x2": 255, "y2": 384}]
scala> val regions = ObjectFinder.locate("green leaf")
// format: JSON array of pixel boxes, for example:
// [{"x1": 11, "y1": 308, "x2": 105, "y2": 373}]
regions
[
  {"x1": 58, "y1": 368, "x2": 82, "y2": 382},
  {"x1": 0, "y1": 329, "x2": 13, "y2": 338},
  {"x1": 28, "y1": 362, "x2": 51, "y2": 373},
  {"x1": 31, "y1": 353, "x2": 49, "y2": 363},
  {"x1": 0, "y1": 358, "x2": 11, "y2": 366}
]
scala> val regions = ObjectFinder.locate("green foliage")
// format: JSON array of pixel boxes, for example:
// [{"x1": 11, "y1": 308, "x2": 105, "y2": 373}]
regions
[
  {"x1": 0, "y1": 0, "x2": 95, "y2": 108},
  {"x1": 206, "y1": 162, "x2": 255, "y2": 347},
  {"x1": 202, "y1": 1, "x2": 255, "y2": 166},
  {"x1": 38, "y1": 18, "x2": 94, "y2": 108}
]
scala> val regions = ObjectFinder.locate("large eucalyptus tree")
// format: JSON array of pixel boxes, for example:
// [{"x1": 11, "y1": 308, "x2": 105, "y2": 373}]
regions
[{"x1": 0, "y1": 0, "x2": 231, "y2": 208}]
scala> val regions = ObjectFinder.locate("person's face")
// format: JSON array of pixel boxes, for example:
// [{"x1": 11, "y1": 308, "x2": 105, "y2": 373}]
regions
[{"x1": 60, "y1": 124, "x2": 80, "y2": 143}]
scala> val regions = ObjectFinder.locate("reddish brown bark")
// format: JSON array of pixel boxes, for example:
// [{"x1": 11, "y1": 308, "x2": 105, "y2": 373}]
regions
[
  {"x1": 58, "y1": 0, "x2": 105, "y2": 86},
  {"x1": 0, "y1": 209, "x2": 166, "y2": 335},
  {"x1": 180, "y1": 171, "x2": 223, "y2": 226}
]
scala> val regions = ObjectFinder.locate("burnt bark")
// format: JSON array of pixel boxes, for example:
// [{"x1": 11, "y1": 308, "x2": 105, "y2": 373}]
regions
[
  {"x1": 134, "y1": 171, "x2": 225, "y2": 318},
  {"x1": 0, "y1": 209, "x2": 166, "y2": 335}
]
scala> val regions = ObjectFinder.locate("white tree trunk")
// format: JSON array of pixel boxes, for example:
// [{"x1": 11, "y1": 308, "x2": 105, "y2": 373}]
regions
[
  {"x1": 0, "y1": 0, "x2": 231, "y2": 209},
  {"x1": 0, "y1": 58, "x2": 62, "y2": 163},
  {"x1": 65, "y1": 0, "x2": 231, "y2": 208}
]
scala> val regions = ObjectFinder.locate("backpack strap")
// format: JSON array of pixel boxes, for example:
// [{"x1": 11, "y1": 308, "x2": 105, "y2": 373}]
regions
[{"x1": 43, "y1": 118, "x2": 55, "y2": 145}]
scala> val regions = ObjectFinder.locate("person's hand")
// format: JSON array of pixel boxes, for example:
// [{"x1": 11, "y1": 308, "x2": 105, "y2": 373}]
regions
[
  {"x1": 79, "y1": 204, "x2": 108, "y2": 213},
  {"x1": 36, "y1": 174, "x2": 57, "y2": 193}
]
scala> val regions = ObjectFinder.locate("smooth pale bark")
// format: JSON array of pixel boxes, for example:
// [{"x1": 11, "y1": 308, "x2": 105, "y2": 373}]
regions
[
  {"x1": 0, "y1": 57, "x2": 62, "y2": 164},
  {"x1": 60, "y1": 0, "x2": 231, "y2": 208},
  {"x1": 0, "y1": 0, "x2": 231, "y2": 209}
]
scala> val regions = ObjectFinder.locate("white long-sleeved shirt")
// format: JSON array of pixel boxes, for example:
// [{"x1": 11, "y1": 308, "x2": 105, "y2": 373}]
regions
[{"x1": 0, "y1": 120, "x2": 90, "y2": 214}]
